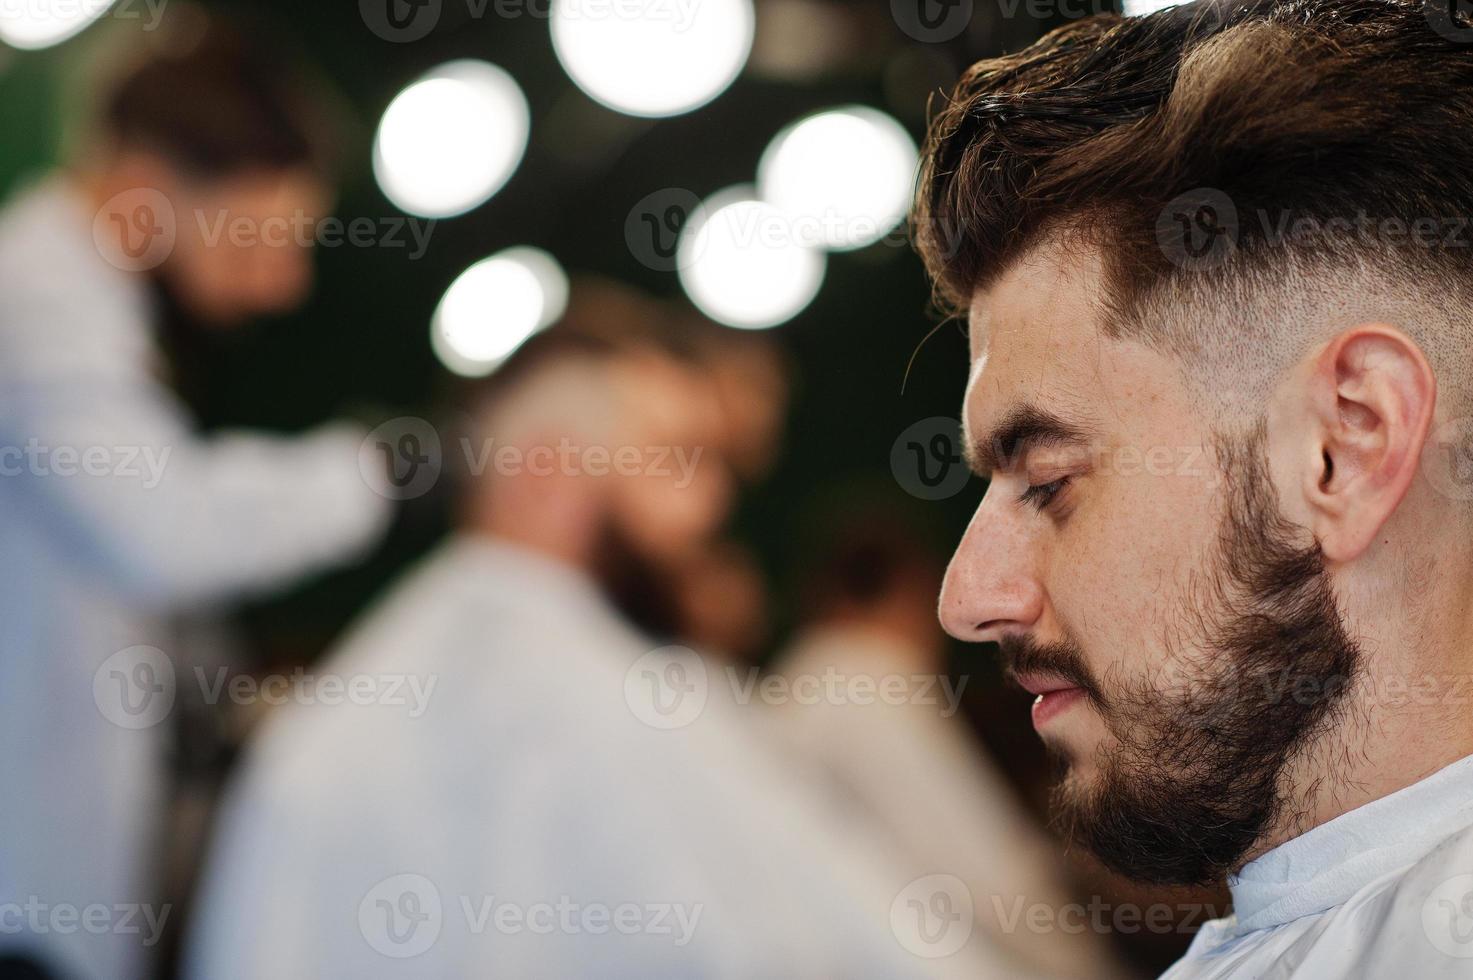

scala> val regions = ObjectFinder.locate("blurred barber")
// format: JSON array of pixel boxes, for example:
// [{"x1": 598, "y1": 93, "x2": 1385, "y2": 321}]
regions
[
  {"x1": 186, "y1": 328, "x2": 1012, "y2": 978},
  {"x1": 0, "y1": 15, "x2": 390, "y2": 980}
]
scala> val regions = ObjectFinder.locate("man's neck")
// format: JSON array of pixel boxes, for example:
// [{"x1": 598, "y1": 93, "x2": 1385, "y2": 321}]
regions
[{"x1": 1246, "y1": 657, "x2": 1473, "y2": 868}]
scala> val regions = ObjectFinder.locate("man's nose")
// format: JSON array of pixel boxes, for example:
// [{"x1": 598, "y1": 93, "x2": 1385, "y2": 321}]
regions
[{"x1": 937, "y1": 500, "x2": 1044, "y2": 643}]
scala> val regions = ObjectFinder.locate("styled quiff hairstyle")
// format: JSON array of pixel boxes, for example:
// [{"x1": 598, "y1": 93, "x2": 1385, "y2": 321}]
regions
[{"x1": 914, "y1": 0, "x2": 1473, "y2": 410}]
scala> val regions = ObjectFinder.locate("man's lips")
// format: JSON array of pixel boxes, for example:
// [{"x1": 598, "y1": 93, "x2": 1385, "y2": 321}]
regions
[
  {"x1": 1013, "y1": 672, "x2": 1081, "y2": 697},
  {"x1": 1013, "y1": 672, "x2": 1087, "y2": 728}
]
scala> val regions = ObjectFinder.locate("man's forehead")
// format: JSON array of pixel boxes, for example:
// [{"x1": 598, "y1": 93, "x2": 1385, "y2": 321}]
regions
[{"x1": 962, "y1": 244, "x2": 1107, "y2": 418}]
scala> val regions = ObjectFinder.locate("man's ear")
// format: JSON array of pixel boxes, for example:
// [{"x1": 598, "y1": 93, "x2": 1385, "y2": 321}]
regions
[{"x1": 1301, "y1": 325, "x2": 1436, "y2": 562}]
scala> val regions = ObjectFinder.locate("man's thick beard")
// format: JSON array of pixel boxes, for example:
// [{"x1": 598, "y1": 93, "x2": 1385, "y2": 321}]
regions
[
  {"x1": 1005, "y1": 424, "x2": 1364, "y2": 886},
  {"x1": 593, "y1": 521, "x2": 685, "y2": 643}
]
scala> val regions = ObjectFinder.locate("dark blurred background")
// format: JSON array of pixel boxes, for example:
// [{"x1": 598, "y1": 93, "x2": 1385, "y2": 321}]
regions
[{"x1": 0, "y1": 0, "x2": 1218, "y2": 973}]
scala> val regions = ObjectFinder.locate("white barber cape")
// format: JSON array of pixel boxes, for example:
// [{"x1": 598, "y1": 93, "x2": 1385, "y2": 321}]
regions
[
  {"x1": 1164, "y1": 753, "x2": 1473, "y2": 978},
  {"x1": 0, "y1": 177, "x2": 390, "y2": 980},
  {"x1": 186, "y1": 536, "x2": 1019, "y2": 979}
]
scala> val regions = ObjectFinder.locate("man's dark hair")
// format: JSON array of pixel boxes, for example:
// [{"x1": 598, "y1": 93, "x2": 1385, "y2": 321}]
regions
[
  {"x1": 913, "y1": 0, "x2": 1473, "y2": 410},
  {"x1": 98, "y1": 10, "x2": 341, "y2": 179},
  {"x1": 803, "y1": 519, "x2": 942, "y2": 623}
]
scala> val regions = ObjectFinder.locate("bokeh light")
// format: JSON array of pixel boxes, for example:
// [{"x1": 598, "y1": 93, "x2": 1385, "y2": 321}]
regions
[
  {"x1": 431, "y1": 247, "x2": 569, "y2": 378},
  {"x1": 0, "y1": 0, "x2": 118, "y2": 49},
  {"x1": 677, "y1": 187, "x2": 825, "y2": 330},
  {"x1": 549, "y1": 0, "x2": 753, "y2": 117},
  {"x1": 757, "y1": 105, "x2": 918, "y2": 251},
  {"x1": 373, "y1": 60, "x2": 530, "y2": 219}
]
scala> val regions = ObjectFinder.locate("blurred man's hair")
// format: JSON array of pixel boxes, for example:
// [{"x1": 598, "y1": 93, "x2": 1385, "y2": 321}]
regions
[
  {"x1": 913, "y1": 0, "x2": 1473, "y2": 416},
  {"x1": 457, "y1": 329, "x2": 628, "y2": 466},
  {"x1": 452, "y1": 306, "x2": 708, "y2": 480},
  {"x1": 80, "y1": 6, "x2": 342, "y2": 179},
  {"x1": 556, "y1": 275, "x2": 787, "y2": 380},
  {"x1": 803, "y1": 513, "x2": 943, "y2": 624}
]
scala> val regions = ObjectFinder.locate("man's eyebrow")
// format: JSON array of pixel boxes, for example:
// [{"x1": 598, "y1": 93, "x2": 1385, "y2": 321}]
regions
[{"x1": 965, "y1": 404, "x2": 1095, "y2": 477}]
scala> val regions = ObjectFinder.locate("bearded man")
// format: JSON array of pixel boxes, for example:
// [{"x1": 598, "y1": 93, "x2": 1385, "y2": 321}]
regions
[{"x1": 915, "y1": 0, "x2": 1473, "y2": 975}]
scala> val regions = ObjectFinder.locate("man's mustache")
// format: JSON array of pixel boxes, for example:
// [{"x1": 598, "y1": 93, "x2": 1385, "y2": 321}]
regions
[{"x1": 999, "y1": 635, "x2": 1107, "y2": 710}]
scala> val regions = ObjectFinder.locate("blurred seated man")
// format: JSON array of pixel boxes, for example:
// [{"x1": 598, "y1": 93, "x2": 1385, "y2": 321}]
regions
[
  {"x1": 771, "y1": 516, "x2": 1132, "y2": 979},
  {"x1": 185, "y1": 330, "x2": 1010, "y2": 978},
  {"x1": 0, "y1": 13, "x2": 389, "y2": 980},
  {"x1": 550, "y1": 282, "x2": 788, "y2": 657}
]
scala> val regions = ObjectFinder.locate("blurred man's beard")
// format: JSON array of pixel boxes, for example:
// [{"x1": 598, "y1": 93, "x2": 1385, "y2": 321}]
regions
[
  {"x1": 1003, "y1": 424, "x2": 1363, "y2": 886},
  {"x1": 593, "y1": 520, "x2": 685, "y2": 642}
]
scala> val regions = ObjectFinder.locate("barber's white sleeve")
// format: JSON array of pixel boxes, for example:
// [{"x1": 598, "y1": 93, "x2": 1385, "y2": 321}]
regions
[{"x1": 0, "y1": 374, "x2": 391, "y2": 609}]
